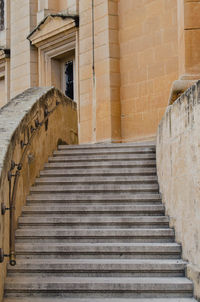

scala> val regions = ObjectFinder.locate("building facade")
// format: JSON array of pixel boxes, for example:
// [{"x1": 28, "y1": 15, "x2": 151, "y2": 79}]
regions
[{"x1": 0, "y1": 0, "x2": 199, "y2": 144}]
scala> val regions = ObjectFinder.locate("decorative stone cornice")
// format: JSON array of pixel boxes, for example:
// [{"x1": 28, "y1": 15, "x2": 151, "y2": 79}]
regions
[{"x1": 27, "y1": 14, "x2": 79, "y2": 46}]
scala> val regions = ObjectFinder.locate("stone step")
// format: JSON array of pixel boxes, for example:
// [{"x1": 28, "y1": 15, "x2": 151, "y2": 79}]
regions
[
  {"x1": 3, "y1": 142, "x2": 196, "y2": 301},
  {"x1": 49, "y1": 154, "x2": 156, "y2": 163},
  {"x1": 15, "y1": 228, "x2": 174, "y2": 243},
  {"x1": 7, "y1": 259, "x2": 187, "y2": 277},
  {"x1": 3, "y1": 298, "x2": 198, "y2": 302},
  {"x1": 35, "y1": 175, "x2": 158, "y2": 185},
  {"x1": 44, "y1": 160, "x2": 156, "y2": 170},
  {"x1": 30, "y1": 184, "x2": 159, "y2": 194},
  {"x1": 54, "y1": 148, "x2": 156, "y2": 156},
  {"x1": 15, "y1": 242, "x2": 182, "y2": 259},
  {"x1": 58, "y1": 142, "x2": 155, "y2": 150},
  {"x1": 22, "y1": 204, "x2": 165, "y2": 216},
  {"x1": 26, "y1": 193, "x2": 162, "y2": 205},
  {"x1": 4, "y1": 277, "x2": 193, "y2": 298},
  {"x1": 18, "y1": 216, "x2": 169, "y2": 229},
  {"x1": 40, "y1": 167, "x2": 157, "y2": 176}
]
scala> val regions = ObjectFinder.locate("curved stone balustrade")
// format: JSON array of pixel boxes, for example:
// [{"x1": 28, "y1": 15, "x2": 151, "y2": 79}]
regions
[{"x1": 0, "y1": 87, "x2": 77, "y2": 299}]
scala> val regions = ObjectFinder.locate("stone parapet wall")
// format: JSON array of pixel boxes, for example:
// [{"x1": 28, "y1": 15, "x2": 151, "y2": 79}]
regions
[
  {"x1": 0, "y1": 87, "x2": 78, "y2": 301},
  {"x1": 157, "y1": 81, "x2": 200, "y2": 300}
]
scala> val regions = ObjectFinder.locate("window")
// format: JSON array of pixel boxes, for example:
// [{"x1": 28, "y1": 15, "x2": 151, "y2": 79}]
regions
[
  {"x1": 61, "y1": 53, "x2": 75, "y2": 101},
  {"x1": 0, "y1": 0, "x2": 4, "y2": 31},
  {"x1": 28, "y1": 14, "x2": 78, "y2": 102},
  {"x1": 65, "y1": 60, "x2": 74, "y2": 100},
  {"x1": 49, "y1": 52, "x2": 76, "y2": 101}
]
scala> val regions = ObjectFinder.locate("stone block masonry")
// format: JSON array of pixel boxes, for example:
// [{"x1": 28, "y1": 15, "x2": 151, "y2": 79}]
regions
[{"x1": 157, "y1": 80, "x2": 200, "y2": 300}]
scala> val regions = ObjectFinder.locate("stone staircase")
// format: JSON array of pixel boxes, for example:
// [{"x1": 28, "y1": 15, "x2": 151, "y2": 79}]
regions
[{"x1": 3, "y1": 142, "x2": 197, "y2": 301}]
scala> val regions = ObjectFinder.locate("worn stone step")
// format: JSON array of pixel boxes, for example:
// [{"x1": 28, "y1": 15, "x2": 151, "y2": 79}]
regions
[
  {"x1": 3, "y1": 142, "x2": 196, "y2": 301},
  {"x1": 35, "y1": 175, "x2": 158, "y2": 185},
  {"x1": 26, "y1": 193, "x2": 162, "y2": 205},
  {"x1": 22, "y1": 204, "x2": 165, "y2": 216},
  {"x1": 58, "y1": 142, "x2": 155, "y2": 150},
  {"x1": 49, "y1": 154, "x2": 156, "y2": 163},
  {"x1": 44, "y1": 160, "x2": 156, "y2": 170},
  {"x1": 3, "y1": 298, "x2": 198, "y2": 302},
  {"x1": 7, "y1": 259, "x2": 186, "y2": 277},
  {"x1": 4, "y1": 277, "x2": 193, "y2": 298},
  {"x1": 40, "y1": 167, "x2": 157, "y2": 177},
  {"x1": 54, "y1": 148, "x2": 156, "y2": 156},
  {"x1": 15, "y1": 242, "x2": 182, "y2": 259},
  {"x1": 15, "y1": 228, "x2": 174, "y2": 243},
  {"x1": 30, "y1": 184, "x2": 159, "y2": 194},
  {"x1": 18, "y1": 216, "x2": 169, "y2": 229}
]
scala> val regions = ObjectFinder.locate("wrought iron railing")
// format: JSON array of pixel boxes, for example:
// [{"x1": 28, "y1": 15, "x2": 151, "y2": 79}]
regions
[{"x1": 0, "y1": 100, "x2": 61, "y2": 266}]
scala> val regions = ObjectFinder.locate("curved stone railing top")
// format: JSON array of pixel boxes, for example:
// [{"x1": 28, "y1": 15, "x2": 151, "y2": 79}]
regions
[
  {"x1": 0, "y1": 87, "x2": 50, "y2": 172},
  {"x1": 0, "y1": 87, "x2": 78, "y2": 300}
]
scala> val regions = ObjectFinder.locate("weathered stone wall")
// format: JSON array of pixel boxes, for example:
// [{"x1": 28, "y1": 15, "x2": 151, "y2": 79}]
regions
[
  {"x1": 79, "y1": 0, "x2": 121, "y2": 144},
  {"x1": 10, "y1": 0, "x2": 38, "y2": 98},
  {"x1": 119, "y1": 0, "x2": 179, "y2": 142},
  {"x1": 2, "y1": 0, "x2": 188, "y2": 144},
  {"x1": 157, "y1": 81, "x2": 200, "y2": 299},
  {"x1": 37, "y1": 0, "x2": 77, "y2": 15},
  {"x1": 0, "y1": 87, "x2": 78, "y2": 301}
]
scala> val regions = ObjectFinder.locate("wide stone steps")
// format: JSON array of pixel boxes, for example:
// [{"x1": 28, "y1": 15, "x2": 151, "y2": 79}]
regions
[
  {"x1": 15, "y1": 228, "x2": 174, "y2": 243},
  {"x1": 30, "y1": 184, "x2": 159, "y2": 194},
  {"x1": 26, "y1": 193, "x2": 162, "y2": 205},
  {"x1": 44, "y1": 160, "x2": 156, "y2": 170},
  {"x1": 15, "y1": 242, "x2": 182, "y2": 259},
  {"x1": 54, "y1": 143, "x2": 154, "y2": 151},
  {"x1": 18, "y1": 216, "x2": 170, "y2": 229},
  {"x1": 35, "y1": 175, "x2": 158, "y2": 185},
  {"x1": 48, "y1": 154, "x2": 156, "y2": 162},
  {"x1": 4, "y1": 277, "x2": 193, "y2": 298},
  {"x1": 7, "y1": 259, "x2": 186, "y2": 277},
  {"x1": 21, "y1": 204, "x2": 165, "y2": 216},
  {"x1": 54, "y1": 149, "x2": 156, "y2": 156},
  {"x1": 40, "y1": 167, "x2": 157, "y2": 176},
  {"x1": 53, "y1": 147, "x2": 156, "y2": 156},
  {"x1": 54, "y1": 148, "x2": 155, "y2": 155},
  {"x1": 3, "y1": 142, "x2": 197, "y2": 301},
  {"x1": 58, "y1": 142, "x2": 155, "y2": 150},
  {"x1": 3, "y1": 298, "x2": 198, "y2": 302}
]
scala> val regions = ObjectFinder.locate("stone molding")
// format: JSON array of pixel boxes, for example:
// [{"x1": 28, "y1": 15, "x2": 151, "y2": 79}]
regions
[
  {"x1": 27, "y1": 14, "x2": 79, "y2": 47},
  {"x1": 27, "y1": 14, "x2": 78, "y2": 95}
]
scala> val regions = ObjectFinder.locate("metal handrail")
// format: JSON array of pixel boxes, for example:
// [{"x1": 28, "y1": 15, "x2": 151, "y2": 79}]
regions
[{"x1": 1, "y1": 100, "x2": 61, "y2": 266}]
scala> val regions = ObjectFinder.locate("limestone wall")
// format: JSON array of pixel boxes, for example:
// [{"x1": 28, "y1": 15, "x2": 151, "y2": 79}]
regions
[
  {"x1": 5, "y1": 0, "x2": 184, "y2": 144},
  {"x1": 79, "y1": 0, "x2": 121, "y2": 144},
  {"x1": 66, "y1": 0, "x2": 78, "y2": 14},
  {"x1": 0, "y1": 87, "x2": 78, "y2": 301},
  {"x1": 38, "y1": 0, "x2": 77, "y2": 14},
  {"x1": 157, "y1": 81, "x2": 200, "y2": 299},
  {"x1": 119, "y1": 0, "x2": 179, "y2": 142},
  {"x1": 10, "y1": 0, "x2": 38, "y2": 98},
  {"x1": 10, "y1": 0, "x2": 78, "y2": 99}
]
